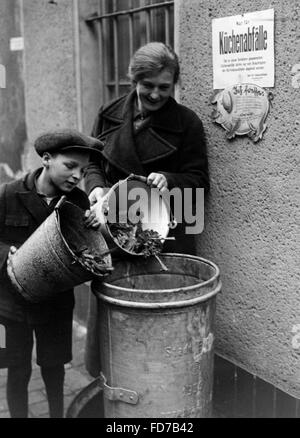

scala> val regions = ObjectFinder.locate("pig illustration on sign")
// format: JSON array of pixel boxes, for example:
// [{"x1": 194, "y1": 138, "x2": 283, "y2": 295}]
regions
[{"x1": 211, "y1": 84, "x2": 272, "y2": 142}]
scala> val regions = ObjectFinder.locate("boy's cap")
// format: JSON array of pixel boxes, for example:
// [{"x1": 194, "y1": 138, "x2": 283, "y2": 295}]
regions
[{"x1": 34, "y1": 129, "x2": 104, "y2": 157}]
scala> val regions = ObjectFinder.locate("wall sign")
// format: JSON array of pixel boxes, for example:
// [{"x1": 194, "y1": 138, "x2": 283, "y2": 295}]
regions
[
  {"x1": 211, "y1": 83, "x2": 272, "y2": 142},
  {"x1": 212, "y1": 9, "x2": 274, "y2": 89}
]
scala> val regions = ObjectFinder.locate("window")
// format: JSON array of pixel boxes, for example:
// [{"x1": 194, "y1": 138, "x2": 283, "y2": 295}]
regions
[{"x1": 86, "y1": 0, "x2": 174, "y2": 102}]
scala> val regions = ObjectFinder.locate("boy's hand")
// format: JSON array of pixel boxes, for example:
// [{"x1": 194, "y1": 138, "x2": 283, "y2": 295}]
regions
[
  {"x1": 88, "y1": 187, "x2": 105, "y2": 206},
  {"x1": 89, "y1": 194, "x2": 109, "y2": 226},
  {"x1": 83, "y1": 209, "x2": 100, "y2": 229},
  {"x1": 88, "y1": 187, "x2": 109, "y2": 226}
]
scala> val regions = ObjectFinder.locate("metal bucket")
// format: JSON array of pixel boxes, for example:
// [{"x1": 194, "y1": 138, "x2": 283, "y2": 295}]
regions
[
  {"x1": 91, "y1": 253, "x2": 221, "y2": 418},
  {"x1": 99, "y1": 175, "x2": 176, "y2": 257},
  {"x1": 9, "y1": 199, "x2": 112, "y2": 303}
]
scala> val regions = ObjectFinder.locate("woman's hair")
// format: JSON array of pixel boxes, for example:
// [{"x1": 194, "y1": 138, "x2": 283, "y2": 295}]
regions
[{"x1": 128, "y1": 42, "x2": 180, "y2": 84}]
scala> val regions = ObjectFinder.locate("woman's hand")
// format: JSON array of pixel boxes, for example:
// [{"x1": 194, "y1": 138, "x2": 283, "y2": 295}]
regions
[{"x1": 147, "y1": 173, "x2": 168, "y2": 192}]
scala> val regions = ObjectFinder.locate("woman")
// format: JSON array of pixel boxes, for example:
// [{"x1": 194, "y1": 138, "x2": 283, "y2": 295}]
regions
[
  {"x1": 85, "y1": 42, "x2": 209, "y2": 255},
  {"x1": 84, "y1": 43, "x2": 210, "y2": 378}
]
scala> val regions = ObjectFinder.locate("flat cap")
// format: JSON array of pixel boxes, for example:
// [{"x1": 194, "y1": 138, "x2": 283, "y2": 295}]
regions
[{"x1": 34, "y1": 129, "x2": 104, "y2": 158}]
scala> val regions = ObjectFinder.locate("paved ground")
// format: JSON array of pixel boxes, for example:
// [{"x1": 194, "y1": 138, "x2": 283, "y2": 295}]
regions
[{"x1": 0, "y1": 320, "x2": 93, "y2": 418}]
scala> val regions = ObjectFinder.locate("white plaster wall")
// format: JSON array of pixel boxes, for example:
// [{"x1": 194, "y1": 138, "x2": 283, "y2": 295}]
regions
[
  {"x1": 176, "y1": 0, "x2": 299, "y2": 397},
  {"x1": 0, "y1": 0, "x2": 27, "y2": 181},
  {"x1": 22, "y1": 0, "x2": 78, "y2": 170}
]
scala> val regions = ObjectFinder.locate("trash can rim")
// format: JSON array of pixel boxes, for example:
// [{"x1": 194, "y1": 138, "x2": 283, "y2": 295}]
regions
[
  {"x1": 96, "y1": 281, "x2": 221, "y2": 309},
  {"x1": 101, "y1": 253, "x2": 220, "y2": 294}
]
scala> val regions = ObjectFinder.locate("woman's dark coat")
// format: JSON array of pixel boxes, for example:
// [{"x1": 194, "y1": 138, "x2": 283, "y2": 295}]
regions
[
  {"x1": 85, "y1": 90, "x2": 209, "y2": 194},
  {"x1": 84, "y1": 91, "x2": 210, "y2": 377}
]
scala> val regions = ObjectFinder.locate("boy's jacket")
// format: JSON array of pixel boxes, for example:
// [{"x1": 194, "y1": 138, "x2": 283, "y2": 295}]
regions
[{"x1": 0, "y1": 168, "x2": 89, "y2": 323}]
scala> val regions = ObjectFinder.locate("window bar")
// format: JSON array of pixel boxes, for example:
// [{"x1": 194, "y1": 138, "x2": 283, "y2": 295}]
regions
[
  {"x1": 85, "y1": 1, "x2": 174, "y2": 22},
  {"x1": 98, "y1": 0, "x2": 106, "y2": 102},
  {"x1": 128, "y1": 0, "x2": 134, "y2": 56},
  {"x1": 113, "y1": 0, "x2": 119, "y2": 97},
  {"x1": 295, "y1": 399, "x2": 300, "y2": 418},
  {"x1": 272, "y1": 387, "x2": 277, "y2": 418},
  {"x1": 128, "y1": 14, "x2": 134, "y2": 57},
  {"x1": 165, "y1": 5, "x2": 170, "y2": 46},
  {"x1": 252, "y1": 375, "x2": 257, "y2": 418},
  {"x1": 106, "y1": 80, "x2": 132, "y2": 87},
  {"x1": 145, "y1": 8, "x2": 151, "y2": 43},
  {"x1": 233, "y1": 365, "x2": 238, "y2": 417}
]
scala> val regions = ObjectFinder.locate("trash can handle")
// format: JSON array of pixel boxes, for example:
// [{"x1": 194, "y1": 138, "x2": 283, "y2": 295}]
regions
[
  {"x1": 99, "y1": 372, "x2": 139, "y2": 405},
  {"x1": 102, "y1": 174, "x2": 178, "y2": 229}
]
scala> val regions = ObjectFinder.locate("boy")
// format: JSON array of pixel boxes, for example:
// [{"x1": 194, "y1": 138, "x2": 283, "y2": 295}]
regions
[{"x1": 0, "y1": 129, "x2": 103, "y2": 418}]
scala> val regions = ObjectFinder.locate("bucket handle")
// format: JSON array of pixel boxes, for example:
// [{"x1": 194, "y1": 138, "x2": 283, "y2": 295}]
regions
[
  {"x1": 102, "y1": 174, "x2": 177, "y2": 229},
  {"x1": 129, "y1": 174, "x2": 177, "y2": 229}
]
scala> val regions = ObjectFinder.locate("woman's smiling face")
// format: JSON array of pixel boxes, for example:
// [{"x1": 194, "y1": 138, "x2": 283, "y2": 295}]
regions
[{"x1": 136, "y1": 69, "x2": 175, "y2": 113}]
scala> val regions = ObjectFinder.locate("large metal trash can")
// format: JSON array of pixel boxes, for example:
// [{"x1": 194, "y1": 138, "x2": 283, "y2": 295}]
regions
[{"x1": 92, "y1": 253, "x2": 221, "y2": 418}]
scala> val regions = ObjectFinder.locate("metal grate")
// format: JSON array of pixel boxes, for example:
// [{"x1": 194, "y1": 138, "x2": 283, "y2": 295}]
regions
[
  {"x1": 86, "y1": 0, "x2": 174, "y2": 102},
  {"x1": 213, "y1": 355, "x2": 300, "y2": 418}
]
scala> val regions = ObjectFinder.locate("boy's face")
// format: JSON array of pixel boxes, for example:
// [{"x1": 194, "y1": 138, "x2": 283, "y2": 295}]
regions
[{"x1": 42, "y1": 150, "x2": 90, "y2": 193}]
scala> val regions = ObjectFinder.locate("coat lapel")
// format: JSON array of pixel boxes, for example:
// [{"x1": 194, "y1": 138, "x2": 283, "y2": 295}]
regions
[
  {"x1": 101, "y1": 92, "x2": 146, "y2": 176},
  {"x1": 17, "y1": 170, "x2": 51, "y2": 225},
  {"x1": 150, "y1": 96, "x2": 183, "y2": 134},
  {"x1": 100, "y1": 91, "x2": 184, "y2": 176},
  {"x1": 135, "y1": 128, "x2": 177, "y2": 164},
  {"x1": 17, "y1": 192, "x2": 50, "y2": 225}
]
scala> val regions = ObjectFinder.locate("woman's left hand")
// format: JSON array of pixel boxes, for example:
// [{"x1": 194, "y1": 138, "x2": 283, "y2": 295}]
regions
[
  {"x1": 83, "y1": 209, "x2": 100, "y2": 229},
  {"x1": 147, "y1": 173, "x2": 168, "y2": 192}
]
